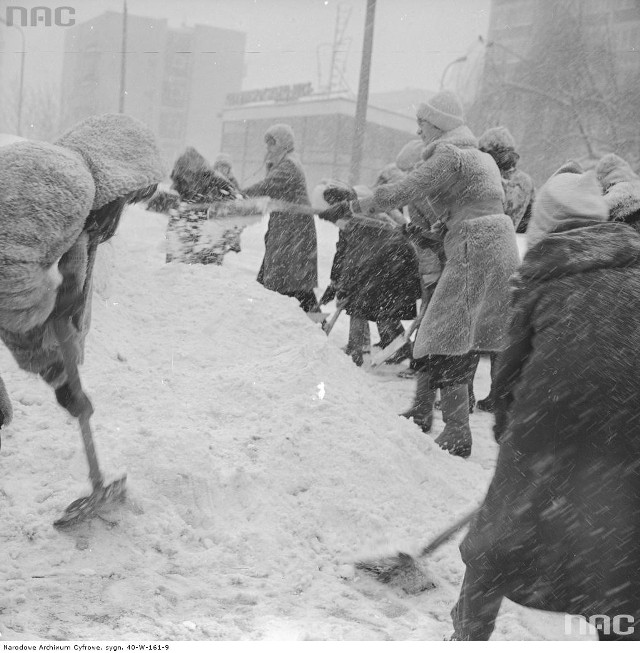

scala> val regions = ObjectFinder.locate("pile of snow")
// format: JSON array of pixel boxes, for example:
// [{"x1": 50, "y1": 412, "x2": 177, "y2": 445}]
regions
[
  {"x1": 0, "y1": 134, "x2": 26, "y2": 148},
  {"x1": 0, "y1": 207, "x2": 583, "y2": 640}
]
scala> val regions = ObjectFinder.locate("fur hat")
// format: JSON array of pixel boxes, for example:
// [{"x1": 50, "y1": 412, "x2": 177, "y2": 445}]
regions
[
  {"x1": 415, "y1": 90, "x2": 464, "y2": 132},
  {"x1": 213, "y1": 153, "x2": 233, "y2": 169},
  {"x1": 478, "y1": 126, "x2": 516, "y2": 152},
  {"x1": 395, "y1": 139, "x2": 425, "y2": 172},
  {"x1": 0, "y1": 141, "x2": 95, "y2": 332},
  {"x1": 595, "y1": 153, "x2": 639, "y2": 191},
  {"x1": 265, "y1": 123, "x2": 295, "y2": 151},
  {"x1": 527, "y1": 171, "x2": 609, "y2": 248},
  {"x1": 56, "y1": 114, "x2": 166, "y2": 210}
]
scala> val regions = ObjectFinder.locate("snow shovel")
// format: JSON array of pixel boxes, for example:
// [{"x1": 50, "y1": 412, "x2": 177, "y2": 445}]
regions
[
  {"x1": 52, "y1": 318, "x2": 127, "y2": 528},
  {"x1": 370, "y1": 302, "x2": 427, "y2": 368},
  {"x1": 355, "y1": 509, "x2": 477, "y2": 594}
]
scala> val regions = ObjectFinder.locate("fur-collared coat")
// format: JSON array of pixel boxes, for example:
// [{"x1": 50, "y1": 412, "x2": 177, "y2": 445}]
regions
[
  {"x1": 372, "y1": 125, "x2": 520, "y2": 356},
  {"x1": 461, "y1": 221, "x2": 640, "y2": 630},
  {"x1": 243, "y1": 154, "x2": 318, "y2": 293},
  {"x1": 0, "y1": 114, "x2": 164, "y2": 423}
]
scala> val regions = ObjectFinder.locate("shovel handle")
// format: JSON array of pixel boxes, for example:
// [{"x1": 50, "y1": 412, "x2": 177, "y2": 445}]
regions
[
  {"x1": 418, "y1": 509, "x2": 478, "y2": 558},
  {"x1": 323, "y1": 308, "x2": 343, "y2": 336},
  {"x1": 53, "y1": 318, "x2": 104, "y2": 489}
]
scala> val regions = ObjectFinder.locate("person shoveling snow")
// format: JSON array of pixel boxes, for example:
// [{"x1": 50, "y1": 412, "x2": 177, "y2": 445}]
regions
[{"x1": 0, "y1": 114, "x2": 164, "y2": 526}]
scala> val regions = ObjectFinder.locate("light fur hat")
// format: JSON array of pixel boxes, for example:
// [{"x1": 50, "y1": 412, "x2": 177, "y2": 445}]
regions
[
  {"x1": 214, "y1": 153, "x2": 233, "y2": 168},
  {"x1": 595, "y1": 153, "x2": 639, "y2": 190},
  {"x1": 56, "y1": 114, "x2": 166, "y2": 210},
  {"x1": 478, "y1": 126, "x2": 516, "y2": 152},
  {"x1": 415, "y1": 90, "x2": 464, "y2": 131},
  {"x1": 526, "y1": 171, "x2": 609, "y2": 248},
  {"x1": 265, "y1": 123, "x2": 295, "y2": 151},
  {"x1": 396, "y1": 139, "x2": 425, "y2": 171}
]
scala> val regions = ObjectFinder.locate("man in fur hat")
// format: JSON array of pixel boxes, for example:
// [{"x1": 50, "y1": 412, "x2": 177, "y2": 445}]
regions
[{"x1": 0, "y1": 114, "x2": 164, "y2": 450}]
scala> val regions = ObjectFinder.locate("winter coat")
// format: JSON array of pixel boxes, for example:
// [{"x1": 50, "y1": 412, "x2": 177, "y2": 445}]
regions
[
  {"x1": 330, "y1": 215, "x2": 420, "y2": 322},
  {"x1": 503, "y1": 168, "x2": 535, "y2": 233},
  {"x1": 462, "y1": 220, "x2": 640, "y2": 623},
  {"x1": 372, "y1": 125, "x2": 520, "y2": 357},
  {"x1": 0, "y1": 114, "x2": 164, "y2": 399},
  {"x1": 243, "y1": 154, "x2": 318, "y2": 293}
]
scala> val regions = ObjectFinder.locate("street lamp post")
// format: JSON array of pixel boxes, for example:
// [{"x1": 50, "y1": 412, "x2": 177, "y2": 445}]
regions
[
  {"x1": 0, "y1": 17, "x2": 26, "y2": 136},
  {"x1": 440, "y1": 55, "x2": 468, "y2": 91}
]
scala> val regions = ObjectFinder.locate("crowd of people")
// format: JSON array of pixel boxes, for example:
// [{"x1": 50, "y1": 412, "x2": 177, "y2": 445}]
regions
[
  {"x1": 1, "y1": 85, "x2": 639, "y2": 640},
  {"x1": 175, "y1": 88, "x2": 637, "y2": 640}
]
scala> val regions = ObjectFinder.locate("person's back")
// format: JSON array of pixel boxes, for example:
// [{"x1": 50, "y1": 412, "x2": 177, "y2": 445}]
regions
[
  {"x1": 453, "y1": 170, "x2": 640, "y2": 640},
  {"x1": 479, "y1": 126, "x2": 535, "y2": 233}
]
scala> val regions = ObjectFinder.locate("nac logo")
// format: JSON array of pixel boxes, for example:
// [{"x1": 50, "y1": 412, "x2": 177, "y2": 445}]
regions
[{"x1": 4, "y1": 6, "x2": 76, "y2": 27}]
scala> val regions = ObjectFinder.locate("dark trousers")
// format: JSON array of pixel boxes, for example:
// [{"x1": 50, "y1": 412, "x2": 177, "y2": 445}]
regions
[
  {"x1": 451, "y1": 566, "x2": 504, "y2": 640},
  {"x1": 414, "y1": 352, "x2": 480, "y2": 389}
]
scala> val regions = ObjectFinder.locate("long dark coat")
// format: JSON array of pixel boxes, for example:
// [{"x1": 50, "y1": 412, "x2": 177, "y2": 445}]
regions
[
  {"x1": 331, "y1": 216, "x2": 420, "y2": 322},
  {"x1": 461, "y1": 220, "x2": 640, "y2": 625},
  {"x1": 243, "y1": 155, "x2": 317, "y2": 293}
]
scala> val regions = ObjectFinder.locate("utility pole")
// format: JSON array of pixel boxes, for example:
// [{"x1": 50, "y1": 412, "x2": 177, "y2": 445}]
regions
[
  {"x1": 348, "y1": 0, "x2": 376, "y2": 186},
  {"x1": 118, "y1": 0, "x2": 128, "y2": 113}
]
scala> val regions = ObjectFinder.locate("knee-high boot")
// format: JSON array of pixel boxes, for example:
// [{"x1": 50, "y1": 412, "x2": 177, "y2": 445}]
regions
[
  {"x1": 400, "y1": 370, "x2": 436, "y2": 433},
  {"x1": 435, "y1": 384, "x2": 472, "y2": 458}
]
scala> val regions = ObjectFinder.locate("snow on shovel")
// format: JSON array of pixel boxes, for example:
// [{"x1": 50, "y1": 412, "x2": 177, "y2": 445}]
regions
[
  {"x1": 355, "y1": 509, "x2": 477, "y2": 594},
  {"x1": 370, "y1": 303, "x2": 427, "y2": 368}
]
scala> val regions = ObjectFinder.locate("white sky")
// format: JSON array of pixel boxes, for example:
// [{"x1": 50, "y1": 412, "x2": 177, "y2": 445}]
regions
[{"x1": 1, "y1": 0, "x2": 492, "y2": 94}]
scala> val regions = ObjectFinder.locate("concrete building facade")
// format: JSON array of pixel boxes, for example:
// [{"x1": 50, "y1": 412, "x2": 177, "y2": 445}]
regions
[
  {"x1": 220, "y1": 94, "x2": 419, "y2": 191},
  {"x1": 61, "y1": 11, "x2": 246, "y2": 167}
]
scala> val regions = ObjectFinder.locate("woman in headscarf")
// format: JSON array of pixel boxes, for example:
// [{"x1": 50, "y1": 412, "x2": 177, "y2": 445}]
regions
[{"x1": 242, "y1": 124, "x2": 319, "y2": 313}]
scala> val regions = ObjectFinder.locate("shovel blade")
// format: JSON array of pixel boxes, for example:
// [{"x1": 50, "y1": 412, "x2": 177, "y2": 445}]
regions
[
  {"x1": 370, "y1": 334, "x2": 407, "y2": 367},
  {"x1": 53, "y1": 475, "x2": 127, "y2": 528}
]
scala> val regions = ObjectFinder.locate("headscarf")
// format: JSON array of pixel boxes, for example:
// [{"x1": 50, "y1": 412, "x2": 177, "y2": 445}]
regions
[
  {"x1": 526, "y1": 171, "x2": 609, "y2": 248},
  {"x1": 264, "y1": 124, "x2": 295, "y2": 171}
]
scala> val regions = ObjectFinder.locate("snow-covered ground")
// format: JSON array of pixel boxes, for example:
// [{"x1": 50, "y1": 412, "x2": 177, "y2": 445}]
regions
[{"x1": 0, "y1": 206, "x2": 590, "y2": 641}]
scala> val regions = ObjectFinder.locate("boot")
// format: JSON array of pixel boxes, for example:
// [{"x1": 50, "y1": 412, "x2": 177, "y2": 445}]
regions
[
  {"x1": 435, "y1": 384, "x2": 472, "y2": 458},
  {"x1": 476, "y1": 353, "x2": 498, "y2": 413},
  {"x1": 476, "y1": 394, "x2": 496, "y2": 413},
  {"x1": 400, "y1": 370, "x2": 436, "y2": 433}
]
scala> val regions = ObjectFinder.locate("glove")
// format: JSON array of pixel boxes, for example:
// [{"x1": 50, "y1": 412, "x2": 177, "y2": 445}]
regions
[
  {"x1": 55, "y1": 382, "x2": 94, "y2": 419},
  {"x1": 318, "y1": 201, "x2": 353, "y2": 224},
  {"x1": 402, "y1": 223, "x2": 444, "y2": 251},
  {"x1": 335, "y1": 292, "x2": 349, "y2": 310},
  {"x1": 319, "y1": 283, "x2": 337, "y2": 306}
]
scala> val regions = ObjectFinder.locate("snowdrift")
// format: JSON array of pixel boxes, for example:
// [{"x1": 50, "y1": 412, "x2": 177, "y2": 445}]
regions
[{"x1": 0, "y1": 207, "x2": 580, "y2": 640}]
